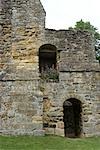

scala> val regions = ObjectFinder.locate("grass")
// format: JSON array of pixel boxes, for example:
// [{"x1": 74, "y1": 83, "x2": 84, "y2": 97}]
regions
[{"x1": 0, "y1": 135, "x2": 100, "y2": 150}]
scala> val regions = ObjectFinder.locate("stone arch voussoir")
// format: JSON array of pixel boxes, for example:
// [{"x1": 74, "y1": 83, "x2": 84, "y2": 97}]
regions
[{"x1": 62, "y1": 94, "x2": 85, "y2": 106}]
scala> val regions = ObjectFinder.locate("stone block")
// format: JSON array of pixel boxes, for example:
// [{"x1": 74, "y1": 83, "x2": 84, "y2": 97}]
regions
[{"x1": 33, "y1": 130, "x2": 45, "y2": 136}]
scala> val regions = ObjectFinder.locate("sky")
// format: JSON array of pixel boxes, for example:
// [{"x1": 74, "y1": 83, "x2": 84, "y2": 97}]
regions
[{"x1": 40, "y1": 0, "x2": 100, "y2": 32}]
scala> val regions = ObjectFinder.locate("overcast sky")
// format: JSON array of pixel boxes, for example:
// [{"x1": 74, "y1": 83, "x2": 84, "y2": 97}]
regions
[{"x1": 41, "y1": 0, "x2": 100, "y2": 32}]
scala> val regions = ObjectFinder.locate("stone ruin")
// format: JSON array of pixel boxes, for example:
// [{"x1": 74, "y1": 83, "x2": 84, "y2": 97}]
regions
[{"x1": 0, "y1": 0, "x2": 100, "y2": 137}]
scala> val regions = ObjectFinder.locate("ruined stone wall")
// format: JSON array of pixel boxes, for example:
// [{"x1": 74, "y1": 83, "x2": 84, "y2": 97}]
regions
[
  {"x1": 41, "y1": 72, "x2": 100, "y2": 136},
  {"x1": 0, "y1": 0, "x2": 100, "y2": 137},
  {"x1": 44, "y1": 29, "x2": 99, "y2": 63},
  {"x1": 0, "y1": 0, "x2": 12, "y2": 134},
  {"x1": 41, "y1": 29, "x2": 100, "y2": 137},
  {"x1": 0, "y1": 0, "x2": 46, "y2": 135}
]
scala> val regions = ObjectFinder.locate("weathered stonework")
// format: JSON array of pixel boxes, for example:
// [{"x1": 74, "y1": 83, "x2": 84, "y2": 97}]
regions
[{"x1": 0, "y1": 0, "x2": 100, "y2": 137}]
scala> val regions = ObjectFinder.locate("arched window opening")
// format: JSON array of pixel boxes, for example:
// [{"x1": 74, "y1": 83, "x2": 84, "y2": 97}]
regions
[
  {"x1": 63, "y1": 98, "x2": 82, "y2": 138},
  {"x1": 39, "y1": 44, "x2": 59, "y2": 81}
]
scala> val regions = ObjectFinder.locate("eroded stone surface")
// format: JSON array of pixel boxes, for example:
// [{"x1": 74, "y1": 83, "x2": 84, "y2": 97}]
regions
[{"x1": 0, "y1": 0, "x2": 100, "y2": 137}]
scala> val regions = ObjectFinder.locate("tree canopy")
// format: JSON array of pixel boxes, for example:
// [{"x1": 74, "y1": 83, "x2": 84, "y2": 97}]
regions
[{"x1": 74, "y1": 19, "x2": 100, "y2": 40}]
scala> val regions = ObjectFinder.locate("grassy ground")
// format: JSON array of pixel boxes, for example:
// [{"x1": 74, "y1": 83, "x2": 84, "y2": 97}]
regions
[{"x1": 0, "y1": 135, "x2": 100, "y2": 150}]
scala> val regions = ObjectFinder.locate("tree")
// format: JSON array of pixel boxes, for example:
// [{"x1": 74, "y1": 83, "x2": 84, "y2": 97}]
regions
[
  {"x1": 71, "y1": 19, "x2": 100, "y2": 62},
  {"x1": 74, "y1": 19, "x2": 100, "y2": 40},
  {"x1": 95, "y1": 40, "x2": 100, "y2": 62}
]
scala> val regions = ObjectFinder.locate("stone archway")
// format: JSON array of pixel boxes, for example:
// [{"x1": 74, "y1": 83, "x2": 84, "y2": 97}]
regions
[{"x1": 63, "y1": 98, "x2": 82, "y2": 138}]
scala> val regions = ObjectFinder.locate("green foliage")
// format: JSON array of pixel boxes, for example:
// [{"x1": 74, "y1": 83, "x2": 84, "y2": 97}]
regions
[
  {"x1": 95, "y1": 40, "x2": 100, "y2": 62},
  {"x1": 41, "y1": 67, "x2": 59, "y2": 82},
  {"x1": 70, "y1": 19, "x2": 100, "y2": 62},
  {"x1": 97, "y1": 55, "x2": 100, "y2": 62},
  {"x1": 74, "y1": 19, "x2": 100, "y2": 40},
  {"x1": 0, "y1": 135, "x2": 100, "y2": 150}
]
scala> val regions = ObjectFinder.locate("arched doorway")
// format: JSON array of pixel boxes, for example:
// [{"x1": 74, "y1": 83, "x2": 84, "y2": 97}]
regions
[{"x1": 63, "y1": 98, "x2": 82, "y2": 138}]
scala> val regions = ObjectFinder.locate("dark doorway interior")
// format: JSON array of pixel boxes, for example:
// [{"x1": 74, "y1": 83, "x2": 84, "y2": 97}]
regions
[{"x1": 63, "y1": 98, "x2": 82, "y2": 138}]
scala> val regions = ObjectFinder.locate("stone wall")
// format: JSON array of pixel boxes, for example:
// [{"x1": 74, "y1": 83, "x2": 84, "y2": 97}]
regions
[
  {"x1": 0, "y1": 0, "x2": 45, "y2": 135},
  {"x1": 41, "y1": 72, "x2": 100, "y2": 136},
  {"x1": 0, "y1": 0, "x2": 100, "y2": 137},
  {"x1": 39, "y1": 29, "x2": 100, "y2": 137}
]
